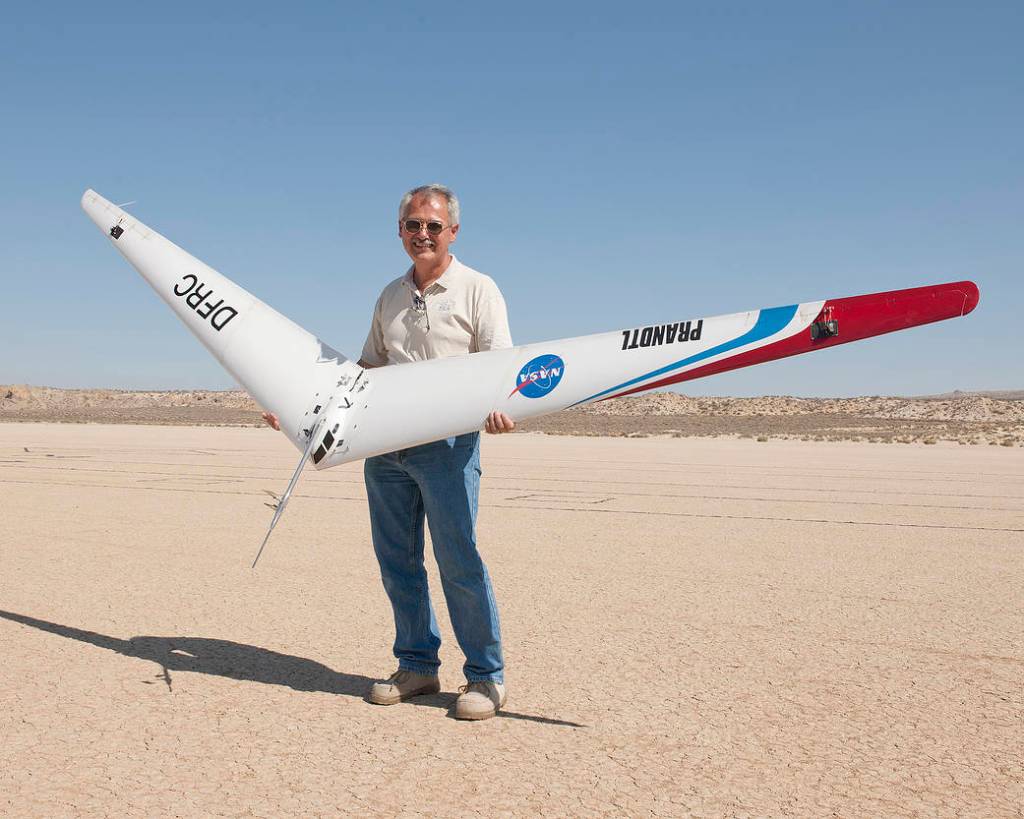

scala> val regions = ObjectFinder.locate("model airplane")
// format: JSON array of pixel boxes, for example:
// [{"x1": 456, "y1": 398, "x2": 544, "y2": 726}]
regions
[{"x1": 81, "y1": 190, "x2": 980, "y2": 564}]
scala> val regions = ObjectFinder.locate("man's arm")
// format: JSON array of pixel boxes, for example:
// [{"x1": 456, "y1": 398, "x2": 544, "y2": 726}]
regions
[
  {"x1": 358, "y1": 292, "x2": 389, "y2": 368},
  {"x1": 477, "y1": 278, "x2": 516, "y2": 434},
  {"x1": 475, "y1": 282, "x2": 513, "y2": 353}
]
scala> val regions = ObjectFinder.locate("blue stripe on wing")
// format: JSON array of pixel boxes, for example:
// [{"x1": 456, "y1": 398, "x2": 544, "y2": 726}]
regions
[{"x1": 573, "y1": 304, "x2": 799, "y2": 406}]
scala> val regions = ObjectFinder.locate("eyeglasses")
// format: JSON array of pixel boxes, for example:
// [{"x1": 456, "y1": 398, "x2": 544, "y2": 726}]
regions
[{"x1": 402, "y1": 219, "x2": 450, "y2": 236}]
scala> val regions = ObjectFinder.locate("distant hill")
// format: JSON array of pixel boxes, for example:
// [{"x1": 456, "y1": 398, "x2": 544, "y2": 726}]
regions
[
  {"x1": 912, "y1": 389, "x2": 1024, "y2": 401},
  {"x1": 2, "y1": 385, "x2": 1022, "y2": 446}
]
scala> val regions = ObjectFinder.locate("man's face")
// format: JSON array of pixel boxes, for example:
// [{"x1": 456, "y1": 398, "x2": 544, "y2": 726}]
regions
[{"x1": 399, "y1": 194, "x2": 458, "y2": 266}]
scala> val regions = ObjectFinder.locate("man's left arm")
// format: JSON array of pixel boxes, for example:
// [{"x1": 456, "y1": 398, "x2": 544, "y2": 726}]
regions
[{"x1": 477, "y1": 280, "x2": 516, "y2": 434}]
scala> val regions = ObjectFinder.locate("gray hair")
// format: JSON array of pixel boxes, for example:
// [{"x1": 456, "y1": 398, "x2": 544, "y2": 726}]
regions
[{"x1": 398, "y1": 183, "x2": 461, "y2": 226}]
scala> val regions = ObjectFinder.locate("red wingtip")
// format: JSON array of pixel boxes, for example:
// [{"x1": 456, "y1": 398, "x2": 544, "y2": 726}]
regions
[{"x1": 958, "y1": 280, "x2": 980, "y2": 315}]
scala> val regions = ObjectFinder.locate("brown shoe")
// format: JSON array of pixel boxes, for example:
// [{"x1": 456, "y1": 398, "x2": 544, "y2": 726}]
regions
[
  {"x1": 368, "y1": 669, "x2": 440, "y2": 705},
  {"x1": 454, "y1": 681, "x2": 506, "y2": 720}
]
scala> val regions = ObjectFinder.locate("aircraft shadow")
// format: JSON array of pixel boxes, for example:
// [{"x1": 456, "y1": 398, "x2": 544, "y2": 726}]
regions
[{"x1": 0, "y1": 610, "x2": 585, "y2": 728}]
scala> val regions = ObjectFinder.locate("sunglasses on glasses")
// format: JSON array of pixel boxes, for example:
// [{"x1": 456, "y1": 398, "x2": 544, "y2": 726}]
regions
[{"x1": 402, "y1": 219, "x2": 450, "y2": 236}]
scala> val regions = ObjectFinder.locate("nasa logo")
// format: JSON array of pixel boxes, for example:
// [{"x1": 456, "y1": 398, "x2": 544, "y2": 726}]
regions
[{"x1": 510, "y1": 354, "x2": 565, "y2": 399}]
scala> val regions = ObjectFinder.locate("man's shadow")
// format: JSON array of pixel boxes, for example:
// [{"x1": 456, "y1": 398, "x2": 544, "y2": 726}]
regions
[
  {"x1": 0, "y1": 608, "x2": 373, "y2": 696},
  {"x1": 0, "y1": 610, "x2": 583, "y2": 727}
]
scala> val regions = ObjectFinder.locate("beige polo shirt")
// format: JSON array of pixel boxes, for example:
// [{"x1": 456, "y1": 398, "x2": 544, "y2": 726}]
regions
[{"x1": 360, "y1": 255, "x2": 513, "y2": 366}]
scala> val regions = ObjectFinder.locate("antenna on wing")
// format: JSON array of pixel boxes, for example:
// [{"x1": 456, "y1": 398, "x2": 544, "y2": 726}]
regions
[
  {"x1": 115, "y1": 200, "x2": 138, "y2": 208},
  {"x1": 251, "y1": 417, "x2": 324, "y2": 568}
]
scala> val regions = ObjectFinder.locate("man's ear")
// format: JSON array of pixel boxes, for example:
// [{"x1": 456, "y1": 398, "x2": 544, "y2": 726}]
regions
[{"x1": 450, "y1": 224, "x2": 459, "y2": 242}]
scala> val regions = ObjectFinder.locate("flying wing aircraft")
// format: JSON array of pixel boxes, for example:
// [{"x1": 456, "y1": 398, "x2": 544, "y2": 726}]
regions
[{"x1": 81, "y1": 190, "x2": 980, "y2": 563}]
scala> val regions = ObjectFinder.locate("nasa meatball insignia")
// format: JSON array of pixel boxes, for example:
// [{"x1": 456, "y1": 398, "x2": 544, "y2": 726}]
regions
[{"x1": 510, "y1": 354, "x2": 565, "y2": 399}]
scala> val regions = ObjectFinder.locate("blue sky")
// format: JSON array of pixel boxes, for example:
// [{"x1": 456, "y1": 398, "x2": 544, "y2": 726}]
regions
[{"x1": 1, "y1": 2, "x2": 1020, "y2": 396}]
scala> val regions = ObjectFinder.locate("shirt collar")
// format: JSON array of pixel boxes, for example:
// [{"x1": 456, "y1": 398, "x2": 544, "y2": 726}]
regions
[{"x1": 402, "y1": 255, "x2": 461, "y2": 293}]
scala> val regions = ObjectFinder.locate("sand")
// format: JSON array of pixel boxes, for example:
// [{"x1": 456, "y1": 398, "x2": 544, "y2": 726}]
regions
[{"x1": 1, "y1": 423, "x2": 1021, "y2": 816}]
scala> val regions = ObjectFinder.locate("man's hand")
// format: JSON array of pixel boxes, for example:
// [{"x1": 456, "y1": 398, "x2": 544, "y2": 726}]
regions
[
  {"x1": 261, "y1": 411, "x2": 281, "y2": 431},
  {"x1": 484, "y1": 410, "x2": 515, "y2": 434}
]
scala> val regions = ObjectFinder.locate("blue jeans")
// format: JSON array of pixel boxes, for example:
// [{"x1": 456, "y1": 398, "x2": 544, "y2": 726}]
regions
[{"x1": 364, "y1": 432, "x2": 504, "y2": 683}]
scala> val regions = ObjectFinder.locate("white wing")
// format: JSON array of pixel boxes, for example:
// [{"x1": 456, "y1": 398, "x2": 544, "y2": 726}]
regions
[
  {"x1": 327, "y1": 304, "x2": 814, "y2": 466},
  {"x1": 81, "y1": 190, "x2": 359, "y2": 451},
  {"x1": 83, "y1": 189, "x2": 977, "y2": 475}
]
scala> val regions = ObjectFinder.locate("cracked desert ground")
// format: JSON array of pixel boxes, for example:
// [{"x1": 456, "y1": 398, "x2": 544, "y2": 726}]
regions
[{"x1": 1, "y1": 423, "x2": 1021, "y2": 817}]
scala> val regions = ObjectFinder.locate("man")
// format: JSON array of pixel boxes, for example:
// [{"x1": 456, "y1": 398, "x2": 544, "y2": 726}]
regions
[{"x1": 265, "y1": 184, "x2": 514, "y2": 720}]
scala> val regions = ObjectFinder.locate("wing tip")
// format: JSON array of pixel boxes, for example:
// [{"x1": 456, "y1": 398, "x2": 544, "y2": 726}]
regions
[
  {"x1": 958, "y1": 280, "x2": 980, "y2": 315},
  {"x1": 80, "y1": 189, "x2": 122, "y2": 235},
  {"x1": 81, "y1": 188, "x2": 99, "y2": 211}
]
